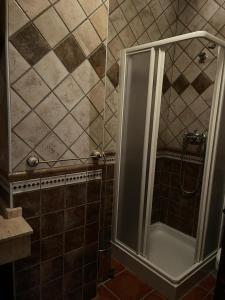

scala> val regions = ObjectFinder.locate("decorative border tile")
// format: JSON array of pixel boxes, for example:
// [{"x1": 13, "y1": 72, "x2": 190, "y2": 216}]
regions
[{"x1": 11, "y1": 169, "x2": 102, "y2": 194}]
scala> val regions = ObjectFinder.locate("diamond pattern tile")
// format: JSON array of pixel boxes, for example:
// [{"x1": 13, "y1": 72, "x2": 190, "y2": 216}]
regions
[
  {"x1": 10, "y1": 89, "x2": 30, "y2": 128},
  {"x1": 192, "y1": 72, "x2": 213, "y2": 94},
  {"x1": 8, "y1": 0, "x2": 29, "y2": 36},
  {"x1": 89, "y1": 45, "x2": 106, "y2": 79},
  {"x1": 10, "y1": 23, "x2": 50, "y2": 65},
  {"x1": 17, "y1": 0, "x2": 50, "y2": 19},
  {"x1": 172, "y1": 74, "x2": 190, "y2": 95},
  {"x1": 11, "y1": 133, "x2": 31, "y2": 169}
]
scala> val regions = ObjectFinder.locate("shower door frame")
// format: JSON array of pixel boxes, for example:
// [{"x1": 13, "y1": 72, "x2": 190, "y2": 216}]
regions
[{"x1": 113, "y1": 31, "x2": 225, "y2": 283}]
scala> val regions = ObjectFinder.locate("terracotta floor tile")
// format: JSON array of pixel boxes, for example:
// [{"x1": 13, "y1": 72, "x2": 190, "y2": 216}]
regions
[
  {"x1": 111, "y1": 259, "x2": 125, "y2": 275},
  {"x1": 204, "y1": 294, "x2": 214, "y2": 300},
  {"x1": 93, "y1": 286, "x2": 118, "y2": 300},
  {"x1": 182, "y1": 286, "x2": 208, "y2": 300},
  {"x1": 143, "y1": 290, "x2": 167, "y2": 299},
  {"x1": 199, "y1": 275, "x2": 216, "y2": 291},
  {"x1": 105, "y1": 269, "x2": 152, "y2": 300}
]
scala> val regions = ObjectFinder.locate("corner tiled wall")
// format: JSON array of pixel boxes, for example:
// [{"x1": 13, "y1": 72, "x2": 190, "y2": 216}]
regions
[
  {"x1": 12, "y1": 169, "x2": 103, "y2": 300},
  {"x1": 8, "y1": 0, "x2": 108, "y2": 172}
]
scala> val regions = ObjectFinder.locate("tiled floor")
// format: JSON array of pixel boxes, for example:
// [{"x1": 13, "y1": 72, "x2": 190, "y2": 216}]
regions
[{"x1": 93, "y1": 259, "x2": 216, "y2": 300}]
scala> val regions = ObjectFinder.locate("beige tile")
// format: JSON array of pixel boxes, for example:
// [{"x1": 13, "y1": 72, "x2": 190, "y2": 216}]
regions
[
  {"x1": 199, "y1": 0, "x2": 219, "y2": 20},
  {"x1": 17, "y1": 0, "x2": 50, "y2": 19},
  {"x1": 36, "y1": 132, "x2": 67, "y2": 161},
  {"x1": 71, "y1": 97, "x2": 98, "y2": 129},
  {"x1": 54, "y1": 114, "x2": 83, "y2": 146},
  {"x1": 54, "y1": 76, "x2": 84, "y2": 110},
  {"x1": 55, "y1": 0, "x2": 86, "y2": 31},
  {"x1": 72, "y1": 60, "x2": 99, "y2": 94},
  {"x1": 110, "y1": 7, "x2": 127, "y2": 33},
  {"x1": 130, "y1": 15, "x2": 145, "y2": 39},
  {"x1": 13, "y1": 69, "x2": 50, "y2": 108},
  {"x1": 150, "y1": 0, "x2": 163, "y2": 19},
  {"x1": 11, "y1": 133, "x2": 31, "y2": 169},
  {"x1": 54, "y1": 150, "x2": 81, "y2": 167},
  {"x1": 70, "y1": 132, "x2": 97, "y2": 160},
  {"x1": 34, "y1": 51, "x2": 68, "y2": 89},
  {"x1": 8, "y1": 0, "x2": 28, "y2": 36},
  {"x1": 105, "y1": 115, "x2": 117, "y2": 139},
  {"x1": 14, "y1": 112, "x2": 50, "y2": 148},
  {"x1": 139, "y1": 5, "x2": 154, "y2": 29},
  {"x1": 120, "y1": 0, "x2": 137, "y2": 22},
  {"x1": 87, "y1": 81, "x2": 105, "y2": 113},
  {"x1": 90, "y1": 5, "x2": 108, "y2": 41},
  {"x1": 10, "y1": 89, "x2": 30, "y2": 127},
  {"x1": 78, "y1": 0, "x2": 102, "y2": 16},
  {"x1": 190, "y1": 97, "x2": 208, "y2": 117},
  {"x1": 35, "y1": 93, "x2": 67, "y2": 128},
  {"x1": 119, "y1": 25, "x2": 136, "y2": 48},
  {"x1": 133, "y1": 0, "x2": 148, "y2": 12},
  {"x1": 9, "y1": 43, "x2": 30, "y2": 83},
  {"x1": 34, "y1": 7, "x2": 69, "y2": 48},
  {"x1": 108, "y1": 36, "x2": 124, "y2": 60},
  {"x1": 87, "y1": 115, "x2": 103, "y2": 145},
  {"x1": 73, "y1": 20, "x2": 101, "y2": 56}
]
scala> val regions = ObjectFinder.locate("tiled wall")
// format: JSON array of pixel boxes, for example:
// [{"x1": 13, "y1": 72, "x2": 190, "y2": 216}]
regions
[
  {"x1": 8, "y1": 0, "x2": 108, "y2": 172},
  {"x1": 12, "y1": 168, "x2": 106, "y2": 300},
  {"x1": 104, "y1": 0, "x2": 178, "y2": 153},
  {"x1": 152, "y1": 157, "x2": 202, "y2": 237}
]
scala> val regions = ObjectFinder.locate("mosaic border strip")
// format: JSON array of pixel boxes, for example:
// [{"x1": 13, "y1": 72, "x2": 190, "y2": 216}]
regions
[{"x1": 11, "y1": 169, "x2": 102, "y2": 194}]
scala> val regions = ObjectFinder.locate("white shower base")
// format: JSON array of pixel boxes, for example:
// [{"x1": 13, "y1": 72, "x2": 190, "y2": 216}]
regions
[{"x1": 147, "y1": 222, "x2": 196, "y2": 278}]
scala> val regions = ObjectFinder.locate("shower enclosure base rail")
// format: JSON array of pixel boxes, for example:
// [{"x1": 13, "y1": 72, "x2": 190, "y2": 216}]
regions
[{"x1": 112, "y1": 241, "x2": 216, "y2": 300}]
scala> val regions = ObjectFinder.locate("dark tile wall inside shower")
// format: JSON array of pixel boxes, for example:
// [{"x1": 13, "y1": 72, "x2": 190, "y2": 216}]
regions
[{"x1": 152, "y1": 157, "x2": 201, "y2": 237}]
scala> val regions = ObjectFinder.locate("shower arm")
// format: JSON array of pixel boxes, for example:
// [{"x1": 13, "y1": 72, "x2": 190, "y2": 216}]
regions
[{"x1": 26, "y1": 151, "x2": 112, "y2": 167}]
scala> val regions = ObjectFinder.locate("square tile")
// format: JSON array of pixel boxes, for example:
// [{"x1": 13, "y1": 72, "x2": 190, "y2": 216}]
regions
[
  {"x1": 90, "y1": 5, "x2": 108, "y2": 41},
  {"x1": 8, "y1": 0, "x2": 29, "y2": 36},
  {"x1": 71, "y1": 132, "x2": 97, "y2": 159},
  {"x1": 119, "y1": 25, "x2": 136, "y2": 48},
  {"x1": 87, "y1": 81, "x2": 105, "y2": 113},
  {"x1": 172, "y1": 74, "x2": 189, "y2": 95},
  {"x1": 10, "y1": 23, "x2": 50, "y2": 65},
  {"x1": 78, "y1": 0, "x2": 102, "y2": 16},
  {"x1": 120, "y1": 0, "x2": 137, "y2": 23},
  {"x1": 89, "y1": 44, "x2": 106, "y2": 78},
  {"x1": 55, "y1": 0, "x2": 86, "y2": 31},
  {"x1": 35, "y1": 93, "x2": 67, "y2": 128},
  {"x1": 108, "y1": 36, "x2": 125, "y2": 60},
  {"x1": 182, "y1": 286, "x2": 207, "y2": 300},
  {"x1": 54, "y1": 114, "x2": 83, "y2": 146},
  {"x1": 64, "y1": 206, "x2": 85, "y2": 230},
  {"x1": 54, "y1": 76, "x2": 84, "y2": 110},
  {"x1": 107, "y1": 63, "x2": 119, "y2": 88},
  {"x1": 54, "y1": 35, "x2": 85, "y2": 72},
  {"x1": 41, "y1": 234, "x2": 63, "y2": 261},
  {"x1": 190, "y1": 97, "x2": 208, "y2": 117},
  {"x1": 129, "y1": 15, "x2": 145, "y2": 39},
  {"x1": 34, "y1": 7, "x2": 69, "y2": 48},
  {"x1": 192, "y1": 72, "x2": 212, "y2": 94},
  {"x1": 10, "y1": 89, "x2": 30, "y2": 127},
  {"x1": 72, "y1": 60, "x2": 99, "y2": 94},
  {"x1": 36, "y1": 132, "x2": 67, "y2": 161},
  {"x1": 14, "y1": 112, "x2": 50, "y2": 148},
  {"x1": 11, "y1": 133, "x2": 31, "y2": 169},
  {"x1": 41, "y1": 211, "x2": 64, "y2": 238},
  {"x1": 41, "y1": 256, "x2": 63, "y2": 283},
  {"x1": 71, "y1": 97, "x2": 98, "y2": 130},
  {"x1": 87, "y1": 116, "x2": 104, "y2": 145},
  {"x1": 110, "y1": 7, "x2": 127, "y2": 33},
  {"x1": 105, "y1": 270, "x2": 152, "y2": 300},
  {"x1": 73, "y1": 20, "x2": 101, "y2": 56},
  {"x1": 17, "y1": 0, "x2": 50, "y2": 19},
  {"x1": 8, "y1": 43, "x2": 30, "y2": 83},
  {"x1": 34, "y1": 51, "x2": 68, "y2": 89},
  {"x1": 13, "y1": 69, "x2": 50, "y2": 108}
]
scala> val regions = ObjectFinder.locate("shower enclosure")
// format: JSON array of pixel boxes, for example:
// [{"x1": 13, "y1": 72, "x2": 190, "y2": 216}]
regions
[{"x1": 112, "y1": 31, "x2": 225, "y2": 299}]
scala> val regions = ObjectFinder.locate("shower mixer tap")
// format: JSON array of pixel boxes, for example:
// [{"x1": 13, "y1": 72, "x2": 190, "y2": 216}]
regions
[{"x1": 183, "y1": 130, "x2": 207, "y2": 146}]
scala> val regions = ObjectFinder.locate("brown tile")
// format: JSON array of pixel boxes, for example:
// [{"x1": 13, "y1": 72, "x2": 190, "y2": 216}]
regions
[
  {"x1": 86, "y1": 202, "x2": 100, "y2": 224},
  {"x1": 84, "y1": 262, "x2": 97, "y2": 284},
  {"x1": 41, "y1": 186, "x2": 64, "y2": 213},
  {"x1": 64, "y1": 288, "x2": 83, "y2": 300},
  {"x1": 163, "y1": 74, "x2": 171, "y2": 94},
  {"x1": 85, "y1": 222, "x2": 99, "y2": 245},
  {"x1": 172, "y1": 74, "x2": 189, "y2": 95},
  {"x1": 107, "y1": 63, "x2": 119, "y2": 88},
  {"x1": 42, "y1": 277, "x2": 63, "y2": 300},
  {"x1": 64, "y1": 206, "x2": 85, "y2": 230},
  {"x1": 192, "y1": 72, "x2": 212, "y2": 94},
  {"x1": 41, "y1": 211, "x2": 64, "y2": 237},
  {"x1": 63, "y1": 269, "x2": 83, "y2": 291},
  {"x1": 15, "y1": 241, "x2": 40, "y2": 271},
  {"x1": 64, "y1": 248, "x2": 84, "y2": 273},
  {"x1": 41, "y1": 256, "x2": 63, "y2": 283},
  {"x1": 41, "y1": 234, "x2": 63, "y2": 261},
  {"x1": 199, "y1": 274, "x2": 216, "y2": 291},
  {"x1": 15, "y1": 265, "x2": 40, "y2": 294},
  {"x1": 89, "y1": 44, "x2": 106, "y2": 78},
  {"x1": 16, "y1": 287, "x2": 40, "y2": 300},
  {"x1": 26, "y1": 217, "x2": 40, "y2": 241},
  {"x1": 143, "y1": 290, "x2": 167, "y2": 299},
  {"x1": 14, "y1": 190, "x2": 40, "y2": 218},
  {"x1": 10, "y1": 23, "x2": 50, "y2": 65},
  {"x1": 106, "y1": 165, "x2": 115, "y2": 180},
  {"x1": 105, "y1": 270, "x2": 152, "y2": 300},
  {"x1": 65, "y1": 227, "x2": 84, "y2": 252},
  {"x1": 111, "y1": 259, "x2": 125, "y2": 275},
  {"x1": 94, "y1": 285, "x2": 118, "y2": 300},
  {"x1": 65, "y1": 183, "x2": 86, "y2": 208},
  {"x1": 84, "y1": 282, "x2": 97, "y2": 300},
  {"x1": 84, "y1": 243, "x2": 98, "y2": 265},
  {"x1": 182, "y1": 286, "x2": 208, "y2": 300},
  {"x1": 87, "y1": 180, "x2": 101, "y2": 203},
  {"x1": 55, "y1": 35, "x2": 85, "y2": 72}
]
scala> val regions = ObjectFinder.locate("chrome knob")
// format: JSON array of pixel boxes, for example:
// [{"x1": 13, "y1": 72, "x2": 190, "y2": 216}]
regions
[{"x1": 27, "y1": 156, "x2": 39, "y2": 167}]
